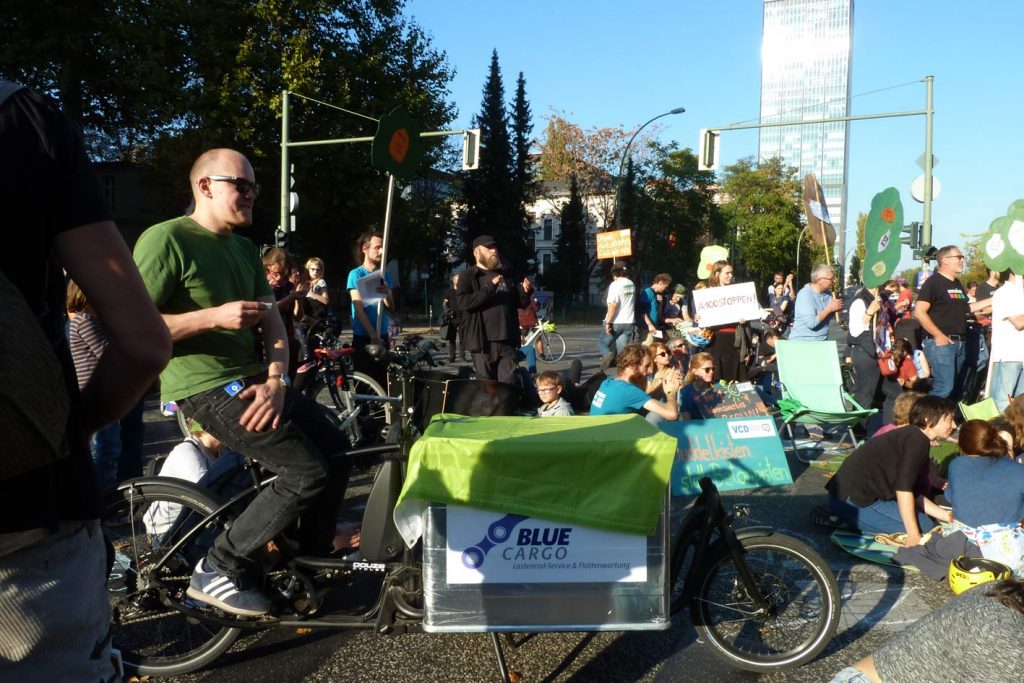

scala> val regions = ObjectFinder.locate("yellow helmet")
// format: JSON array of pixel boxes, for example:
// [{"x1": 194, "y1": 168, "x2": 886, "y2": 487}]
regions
[{"x1": 948, "y1": 556, "x2": 1012, "y2": 596}]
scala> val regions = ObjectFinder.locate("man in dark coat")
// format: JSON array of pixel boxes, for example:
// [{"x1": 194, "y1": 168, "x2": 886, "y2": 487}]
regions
[{"x1": 456, "y1": 235, "x2": 533, "y2": 383}]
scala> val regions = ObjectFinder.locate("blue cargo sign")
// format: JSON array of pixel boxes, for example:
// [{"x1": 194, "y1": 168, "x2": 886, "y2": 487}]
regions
[{"x1": 658, "y1": 417, "x2": 792, "y2": 496}]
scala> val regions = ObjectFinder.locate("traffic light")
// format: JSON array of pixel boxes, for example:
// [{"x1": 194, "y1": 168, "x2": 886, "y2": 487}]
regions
[
  {"x1": 698, "y1": 129, "x2": 720, "y2": 171},
  {"x1": 288, "y1": 163, "x2": 298, "y2": 233},
  {"x1": 900, "y1": 221, "x2": 922, "y2": 251}
]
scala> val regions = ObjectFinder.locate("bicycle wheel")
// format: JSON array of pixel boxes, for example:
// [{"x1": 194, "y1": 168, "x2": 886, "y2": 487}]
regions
[
  {"x1": 350, "y1": 370, "x2": 392, "y2": 437},
  {"x1": 691, "y1": 534, "x2": 840, "y2": 672},
  {"x1": 103, "y1": 482, "x2": 241, "y2": 677},
  {"x1": 538, "y1": 332, "x2": 566, "y2": 363}
]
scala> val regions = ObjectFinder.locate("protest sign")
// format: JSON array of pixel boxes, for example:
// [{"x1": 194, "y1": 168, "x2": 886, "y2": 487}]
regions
[
  {"x1": 596, "y1": 229, "x2": 632, "y2": 260},
  {"x1": 693, "y1": 381, "x2": 772, "y2": 419},
  {"x1": 659, "y1": 417, "x2": 792, "y2": 496},
  {"x1": 691, "y1": 282, "x2": 762, "y2": 328}
]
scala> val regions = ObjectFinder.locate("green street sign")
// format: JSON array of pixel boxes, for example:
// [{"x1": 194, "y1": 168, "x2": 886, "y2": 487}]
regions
[
  {"x1": 371, "y1": 107, "x2": 425, "y2": 180},
  {"x1": 863, "y1": 188, "x2": 903, "y2": 288}
]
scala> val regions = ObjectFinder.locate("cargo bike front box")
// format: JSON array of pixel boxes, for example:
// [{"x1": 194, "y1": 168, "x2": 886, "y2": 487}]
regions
[{"x1": 392, "y1": 414, "x2": 679, "y2": 633}]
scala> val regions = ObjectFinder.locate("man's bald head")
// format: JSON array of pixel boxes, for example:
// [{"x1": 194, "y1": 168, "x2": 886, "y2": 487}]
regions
[
  {"x1": 188, "y1": 148, "x2": 256, "y2": 233},
  {"x1": 189, "y1": 148, "x2": 248, "y2": 196}
]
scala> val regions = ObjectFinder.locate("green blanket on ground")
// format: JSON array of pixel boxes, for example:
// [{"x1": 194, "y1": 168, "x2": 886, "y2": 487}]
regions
[{"x1": 393, "y1": 414, "x2": 678, "y2": 547}]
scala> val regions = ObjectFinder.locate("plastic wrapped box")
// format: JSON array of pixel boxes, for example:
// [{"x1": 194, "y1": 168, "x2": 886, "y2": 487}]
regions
[{"x1": 421, "y1": 497, "x2": 670, "y2": 633}]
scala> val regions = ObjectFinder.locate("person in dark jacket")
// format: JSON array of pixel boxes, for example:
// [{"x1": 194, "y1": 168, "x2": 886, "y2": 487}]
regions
[
  {"x1": 442, "y1": 272, "x2": 466, "y2": 363},
  {"x1": 456, "y1": 235, "x2": 532, "y2": 383}
]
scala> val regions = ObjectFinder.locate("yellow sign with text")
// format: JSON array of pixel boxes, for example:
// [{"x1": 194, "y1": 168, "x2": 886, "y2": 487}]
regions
[{"x1": 596, "y1": 229, "x2": 632, "y2": 260}]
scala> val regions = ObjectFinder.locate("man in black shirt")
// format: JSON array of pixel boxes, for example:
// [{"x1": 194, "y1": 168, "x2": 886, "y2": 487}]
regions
[
  {"x1": 915, "y1": 245, "x2": 991, "y2": 400},
  {"x1": 0, "y1": 82, "x2": 170, "y2": 680},
  {"x1": 457, "y1": 235, "x2": 533, "y2": 383}
]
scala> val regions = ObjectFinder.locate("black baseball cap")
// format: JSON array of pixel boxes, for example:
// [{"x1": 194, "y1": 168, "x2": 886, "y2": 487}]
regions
[{"x1": 472, "y1": 235, "x2": 497, "y2": 249}]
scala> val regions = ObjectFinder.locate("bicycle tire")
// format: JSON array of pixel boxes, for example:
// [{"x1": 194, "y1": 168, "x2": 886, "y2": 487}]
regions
[
  {"x1": 691, "y1": 534, "x2": 840, "y2": 672},
  {"x1": 310, "y1": 371, "x2": 390, "y2": 444},
  {"x1": 175, "y1": 407, "x2": 190, "y2": 439},
  {"x1": 102, "y1": 482, "x2": 241, "y2": 677},
  {"x1": 538, "y1": 332, "x2": 566, "y2": 363}
]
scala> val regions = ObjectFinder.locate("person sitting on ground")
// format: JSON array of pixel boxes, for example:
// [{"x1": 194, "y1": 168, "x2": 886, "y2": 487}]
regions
[
  {"x1": 679, "y1": 352, "x2": 717, "y2": 421},
  {"x1": 747, "y1": 328, "x2": 780, "y2": 393},
  {"x1": 535, "y1": 371, "x2": 574, "y2": 417},
  {"x1": 666, "y1": 335, "x2": 688, "y2": 370},
  {"x1": 828, "y1": 578, "x2": 1024, "y2": 683},
  {"x1": 589, "y1": 343, "x2": 680, "y2": 422},
  {"x1": 872, "y1": 391, "x2": 925, "y2": 439},
  {"x1": 825, "y1": 395, "x2": 956, "y2": 547},
  {"x1": 645, "y1": 341, "x2": 682, "y2": 403}
]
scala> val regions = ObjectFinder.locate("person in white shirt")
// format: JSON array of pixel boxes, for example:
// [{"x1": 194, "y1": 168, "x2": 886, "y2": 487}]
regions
[
  {"x1": 988, "y1": 271, "x2": 1024, "y2": 412},
  {"x1": 598, "y1": 261, "x2": 636, "y2": 369}
]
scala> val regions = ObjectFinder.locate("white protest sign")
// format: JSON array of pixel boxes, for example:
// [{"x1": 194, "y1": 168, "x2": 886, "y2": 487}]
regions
[
  {"x1": 445, "y1": 506, "x2": 647, "y2": 584},
  {"x1": 691, "y1": 281, "x2": 762, "y2": 328}
]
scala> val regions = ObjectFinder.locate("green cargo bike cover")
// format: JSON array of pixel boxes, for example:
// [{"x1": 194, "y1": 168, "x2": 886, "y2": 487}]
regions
[{"x1": 393, "y1": 414, "x2": 678, "y2": 548}]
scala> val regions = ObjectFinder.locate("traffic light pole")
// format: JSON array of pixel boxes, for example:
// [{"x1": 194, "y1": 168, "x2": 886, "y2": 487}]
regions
[{"x1": 700, "y1": 76, "x2": 936, "y2": 272}]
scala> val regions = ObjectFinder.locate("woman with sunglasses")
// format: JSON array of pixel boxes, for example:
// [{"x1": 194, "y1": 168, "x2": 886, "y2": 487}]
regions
[
  {"x1": 645, "y1": 342, "x2": 682, "y2": 403},
  {"x1": 296, "y1": 257, "x2": 329, "y2": 361},
  {"x1": 679, "y1": 352, "x2": 716, "y2": 421}
]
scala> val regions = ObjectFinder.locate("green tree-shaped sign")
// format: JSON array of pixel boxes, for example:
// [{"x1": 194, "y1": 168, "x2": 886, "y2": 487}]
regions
[
  {"x1": 863, "y1": 188, "x2": 903, "y2": 288},
  {"x1": 372, "y1": 107, "x2": 425, "y2": 180}
]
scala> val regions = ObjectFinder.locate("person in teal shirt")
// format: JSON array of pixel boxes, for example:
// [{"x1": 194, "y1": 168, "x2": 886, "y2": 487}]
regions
[{"x1": 590, "y1": 344, "x2": 679, "y2": 422}]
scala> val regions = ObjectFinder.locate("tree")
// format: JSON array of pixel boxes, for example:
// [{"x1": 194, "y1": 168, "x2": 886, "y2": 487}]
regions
[
  {"x1": 632, "y1": 144, "x2": 725, "y2": 285},
  {"x1": 718, "y1": 156, "x2": 807, "y2": 289},
  {"x1": 510, "y1": 72, "x2": 538, "y2": 223},
  {"x1": 550, "y1": 175, "x2": 591, "y2": 305},
  {"x1": 3, "y1": 0, "x2": 458, "y2": 301},
  {"x1": 458, "y1": 51, "x2": 532, "y2": 273},
  {"x1": 848, "y1": 212, "x2": 868, "y2": 285}
]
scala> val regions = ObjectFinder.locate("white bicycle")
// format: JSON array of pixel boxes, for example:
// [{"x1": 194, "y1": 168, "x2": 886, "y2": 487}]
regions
[{"x1": 523, "y1": 317, "x2": 566, "y2": 363}]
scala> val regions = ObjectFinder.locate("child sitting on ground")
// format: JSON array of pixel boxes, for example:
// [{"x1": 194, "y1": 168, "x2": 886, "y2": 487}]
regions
[{"x1": 536, "y1": 370, "x2": 574, "y2": 417}]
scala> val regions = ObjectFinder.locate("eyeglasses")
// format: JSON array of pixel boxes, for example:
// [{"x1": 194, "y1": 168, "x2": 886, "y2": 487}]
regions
[
  {"x1": 655, "y1": 351, "x2": 669, "y2": 357},
  {"x1": 537, "y1": 387, "x2": 558, "y2": 393},
  {"x1": 696, "y1": 366, "x2": 714, "y2": 373},
  {"x1": 308, "y1": 267, "x2": 321, "y2": 272},
  {"x1": 943, "y1": 254, "x2": 965, "y2": 261},
  {"x1": 206, "y1": 175, "x2": 261, "y2": 198}
]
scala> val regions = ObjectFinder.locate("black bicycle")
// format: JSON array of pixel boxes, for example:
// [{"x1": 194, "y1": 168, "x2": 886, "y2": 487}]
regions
[{"x1": 103, "y1": 349, "x2": 839, "y2": 679}]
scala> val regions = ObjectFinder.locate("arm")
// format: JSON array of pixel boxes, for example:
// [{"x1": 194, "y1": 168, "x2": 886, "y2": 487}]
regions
[
  {"x1": 56, "y1": 222, "x2": 171, "y2": 431},
  {"x1": 307, "y1": 279, "x2": 329, "y2": 305},
  {"x1": 161, "y1": 302, "x2": 269, "y2": 342},
  {"x1": 969, "y1": 297, "x2": 992, "y2": 314},
  {"x1": 604, "y1": 301, "x2": 619, "y2": 332},
  {"x1": 921, "y1": 496, "x2": 953, "y2": 524},
  {"x1": 644, "y1": 395, "x2": 678, "y2": 421},
  {"x1": 235, "y1": 295, "x2": 289, "y2": 431},
  {"x1": 349, "y1": 288, "x2": 381, "y2": 344},
  {"x1": 1007, "y1": 314, "x2": 1024, "y2": 331},
  {"x1": 895, "y1": 489, "x2": 923, "y2": 546}
]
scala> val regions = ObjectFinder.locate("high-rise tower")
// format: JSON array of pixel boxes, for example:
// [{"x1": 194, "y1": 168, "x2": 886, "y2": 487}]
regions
[{"x1": 760, "y1": 0, "x2": 853, "y2": 263}]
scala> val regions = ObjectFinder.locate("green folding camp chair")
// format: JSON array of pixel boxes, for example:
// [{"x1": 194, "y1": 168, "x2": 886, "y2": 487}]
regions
[
  {"x1": 775, "y1": 340, "x2": 877, "y2": 461},
  {"x1": 959, "y1": 397, "x2": 999, "y2": 421}
]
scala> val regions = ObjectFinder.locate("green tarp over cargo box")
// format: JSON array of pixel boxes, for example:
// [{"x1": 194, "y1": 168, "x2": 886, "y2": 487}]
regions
[{"x1": 394, "y1": 414, "x2": 678, "y2": 547}]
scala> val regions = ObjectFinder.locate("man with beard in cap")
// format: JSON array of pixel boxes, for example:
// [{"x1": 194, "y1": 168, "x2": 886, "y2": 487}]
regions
[{"x1": 457, "y1": 235, "x2": 533, "y2": 383}]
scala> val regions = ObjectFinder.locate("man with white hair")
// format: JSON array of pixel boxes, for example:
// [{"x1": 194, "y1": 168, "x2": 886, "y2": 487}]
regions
[{"x1": 789, "y1": 264, "x2": 844, "y2": 341}]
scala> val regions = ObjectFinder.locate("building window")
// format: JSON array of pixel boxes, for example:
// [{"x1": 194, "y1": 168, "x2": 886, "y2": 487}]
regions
[
  {"x1": 543, "y1": 218, "x2": 553, "y2": 241},
  {"x1": 103, "y1": 175, "x2": 116, "y2": 210},
  {"x1": 542, "y1": 253, "x2": 552, "y2": 272}
]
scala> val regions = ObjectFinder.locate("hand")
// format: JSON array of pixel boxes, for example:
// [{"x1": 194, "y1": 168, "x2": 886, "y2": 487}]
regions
[
  {"x1": 376, "y1": 281, "x2": 390, "y2": 295},
  {"x1": 522, "y1": 276, "x2": 532, "y2": 291},
  {"x1": 369, "y1": 331, "x2": 382, "y2": 345},
  {"x1": 492, "y1": 275, "x2": 502, "y2": 286},
  {"x1": 866, "y1": 299, "x2": 881, "y2": 315},
  {"x1": 293, "y1": 281, "x2": 310, "y2": 296},
  {"x1": 935, "y1": 334, "x2": 951, "y2": 346},
  {"x1": 214, "y1": 301, "x2": 269, "y2": 330},
  {"x1": 827, "y1": 298, "x2": 844, "y2": 314},
  {"x1": 903, "y1": 532, "x2": 922, "y2": 548},
  {"x1": 237, "y1": 379, "x2": 286, "y2": 431}
]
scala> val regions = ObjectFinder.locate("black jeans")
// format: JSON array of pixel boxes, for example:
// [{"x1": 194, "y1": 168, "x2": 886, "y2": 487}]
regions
[
  {"x1": 471, "y1": 342, "x2": 519, "y2": 384},
  {"x1": 179, "y1": 377, "x2": 351, "y2": 578}
]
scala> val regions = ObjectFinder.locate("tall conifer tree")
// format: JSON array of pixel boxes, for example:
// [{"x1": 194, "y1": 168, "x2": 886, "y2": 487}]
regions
[
  {"x1": 511, "y1": 71, "x2": 538, "y2": 264},
  {"x1": 553, "y1": 174, "x2": 590, "y2": 304}
]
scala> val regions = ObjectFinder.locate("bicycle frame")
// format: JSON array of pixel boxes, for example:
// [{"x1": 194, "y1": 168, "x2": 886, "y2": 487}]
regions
[
  {"x1": 521, "y1": 317, "x2": 549, "y2": 348},
  {"x1": 670, "y1": 477, "x2": 774, "y2": 615}
]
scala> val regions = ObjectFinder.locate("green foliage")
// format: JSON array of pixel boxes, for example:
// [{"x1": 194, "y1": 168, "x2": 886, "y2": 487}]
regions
[
  {"x1": 458, "y1": 51, "x2": 533, "y2": 274},
  {"x1": 549, "y1": 175, "x2": 591, "y2": 305},
  {"x1": 718, "y1": 156, "x2": 808, "y2": 289},
  {"x1": 3, "y1": 0, "x2": 458, "y2": 304},
  {"x1": 632, "y1": 143, "x2": 725, "y2": 285}
]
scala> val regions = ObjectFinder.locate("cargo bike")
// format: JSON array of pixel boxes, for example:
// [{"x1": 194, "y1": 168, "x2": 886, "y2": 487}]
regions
[{"x1": 102, "y1": 344, "x2": 840, "y2": 680}]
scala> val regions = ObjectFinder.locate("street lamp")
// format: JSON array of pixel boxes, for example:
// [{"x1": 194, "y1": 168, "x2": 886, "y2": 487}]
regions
[{"x1": 614, "y1": 106, "x2": 686, "y2": 228}]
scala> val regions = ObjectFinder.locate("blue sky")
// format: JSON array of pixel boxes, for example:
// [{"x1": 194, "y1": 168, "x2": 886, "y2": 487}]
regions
[{"x1": 408, "y1": 0, "x2": 1024, "y2": 270}]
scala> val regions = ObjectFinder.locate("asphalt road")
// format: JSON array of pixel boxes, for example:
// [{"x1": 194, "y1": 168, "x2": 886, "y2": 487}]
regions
[{"x1": 135, "y1": 324, "x2": 954, "y2": 682}]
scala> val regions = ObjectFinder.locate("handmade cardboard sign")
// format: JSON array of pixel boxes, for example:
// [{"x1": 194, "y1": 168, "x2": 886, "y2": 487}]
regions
[
  {"x1": 596, "y1": 229, "x2": 632, "y2": 259},
  {"x1": 691, "y1": 282, "x2": 762, "y2": 328},
  {"x1": 372, "y1": 106, "x2": 425, "y2": 180},
  {"x1": 863, "y1": 187, "x2": 904, "y2": 287},
  {"x1": 693, "y1": 381, "x2": 772, "y2": 419},
  {"x1": 659, "y1": 417, "x2": 793, "y2": 496}
]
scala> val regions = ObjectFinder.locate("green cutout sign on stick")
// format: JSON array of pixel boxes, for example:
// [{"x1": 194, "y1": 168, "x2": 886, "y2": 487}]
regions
[
  {"x1": 371, "y1": 107, "x2": 425, "y2": 180},
  {"x1": 982, "y1": 199, "x2": 1024, "y2": 274},
  {"x1": 863, "y1": 188, "x2": 903, "y2": 288}
]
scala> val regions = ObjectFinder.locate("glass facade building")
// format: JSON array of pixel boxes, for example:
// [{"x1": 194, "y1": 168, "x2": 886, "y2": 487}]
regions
[{"x1": 759, "y1": 0, "x2": 853, "y2": 248}]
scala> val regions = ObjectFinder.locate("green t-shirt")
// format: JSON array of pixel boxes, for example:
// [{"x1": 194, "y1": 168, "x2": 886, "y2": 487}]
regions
[{"x1": 133, "y1": 216, "x2": 272, "y2": 402}]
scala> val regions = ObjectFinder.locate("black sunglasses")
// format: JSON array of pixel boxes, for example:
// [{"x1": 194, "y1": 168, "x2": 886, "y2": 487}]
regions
[{"x1": 207, "y1": 175, "x2": 261, "y2": 197}]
